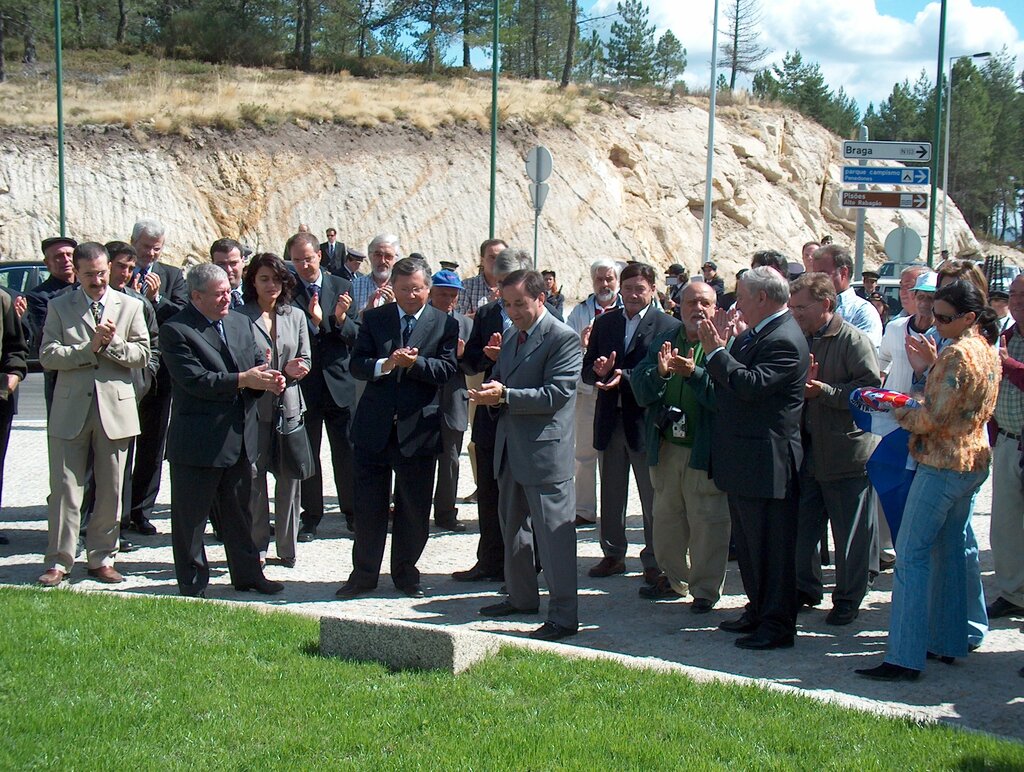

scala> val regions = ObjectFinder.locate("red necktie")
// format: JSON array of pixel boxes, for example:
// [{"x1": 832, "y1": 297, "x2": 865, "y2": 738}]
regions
[{"x1": 516, "y1": 330, "x2": 527, "y2": 352}]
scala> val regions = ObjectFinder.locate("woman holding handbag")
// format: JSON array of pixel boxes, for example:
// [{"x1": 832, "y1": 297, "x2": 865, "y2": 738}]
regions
[
  {"x1": 240, "y1": 253, "x2": 311, "y2": 568},
  {"x1": 856, "y1": 280, "x2": 1001, "y2": 681}
]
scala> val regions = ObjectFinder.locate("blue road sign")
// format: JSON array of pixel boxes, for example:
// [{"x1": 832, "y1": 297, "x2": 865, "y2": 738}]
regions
[{"x1": 842, "y1": 167, "x2": 930, "y2": 186}]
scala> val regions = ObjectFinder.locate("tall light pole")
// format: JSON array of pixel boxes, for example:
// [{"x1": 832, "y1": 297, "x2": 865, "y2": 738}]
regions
[
  {"x1": 940, "y1": 50, "x2": 990, "y2": 256},
  {"x1": 925, "y1": 0, "x2": 947, "y2": 268},
  {"x1": 488, "y1": 0, "x2": 500, "y2": 239},
  {"x1": 701, "y1": 0, "x2": 720, "y2": 265},
  {"x1": 55, "y1": 0, "x2": 66, "y2": 237}
]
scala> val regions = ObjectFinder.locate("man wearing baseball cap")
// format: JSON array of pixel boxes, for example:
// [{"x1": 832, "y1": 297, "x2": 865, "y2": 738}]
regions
[{"x1": 429, "y1": 269, "x2": 472, "y2": 532}]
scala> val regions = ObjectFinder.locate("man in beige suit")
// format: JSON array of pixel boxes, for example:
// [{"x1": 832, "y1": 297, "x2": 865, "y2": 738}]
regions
[{"x1": 37, "y1": 242, "x2": 151, "y2": 586}]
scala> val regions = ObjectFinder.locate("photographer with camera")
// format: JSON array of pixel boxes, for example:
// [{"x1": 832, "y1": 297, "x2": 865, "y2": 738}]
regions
[{"x1": 632, "y1": 282, "x2": 731, "y2": 613}]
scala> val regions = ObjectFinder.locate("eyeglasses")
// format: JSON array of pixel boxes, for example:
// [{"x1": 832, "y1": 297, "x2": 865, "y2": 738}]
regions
[{"x1": 933, "y1": 310, "x2": 968, "y2": 324}]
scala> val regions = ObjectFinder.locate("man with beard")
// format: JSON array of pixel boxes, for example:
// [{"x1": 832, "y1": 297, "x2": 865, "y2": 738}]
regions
[{"x1": 351, "y1": 234, "x2": 400, "y2": 315}]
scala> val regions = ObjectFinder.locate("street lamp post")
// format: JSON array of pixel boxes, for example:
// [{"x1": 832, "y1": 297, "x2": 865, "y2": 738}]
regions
[
  {"x1": 940, "y1": 50, "x2": 990, "y2": 256},
  {"x1": 701, "y1": 0, "x2": 720, "y2": 265}
]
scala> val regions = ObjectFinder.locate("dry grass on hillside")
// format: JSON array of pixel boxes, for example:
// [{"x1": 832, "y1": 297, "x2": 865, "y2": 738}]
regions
[{"x1": 0, "y1": 51, "x2": 601, "y2": 135}]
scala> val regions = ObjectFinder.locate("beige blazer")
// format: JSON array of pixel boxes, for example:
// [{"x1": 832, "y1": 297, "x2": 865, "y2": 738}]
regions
[{"x1": 40, "y1": 287, "x2": 151, "y2": 441}]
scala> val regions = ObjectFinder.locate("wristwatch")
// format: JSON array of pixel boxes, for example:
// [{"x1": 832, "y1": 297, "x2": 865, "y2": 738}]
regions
[{"x1": 498, "y1": 385, "x2": 508, "y2": 405}]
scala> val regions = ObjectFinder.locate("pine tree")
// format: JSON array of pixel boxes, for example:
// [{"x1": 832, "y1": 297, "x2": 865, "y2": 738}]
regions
[
  {"x1": 652, "y1": 28, "x2": 685, "y2": 88},
  {"x1": 606, "y1": 0, "x2": 655, "y2": 85}
]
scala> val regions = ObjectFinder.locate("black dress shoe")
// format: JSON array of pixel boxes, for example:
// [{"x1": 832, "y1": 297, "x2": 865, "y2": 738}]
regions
[
  {"x1": 452, "y1": 565, "x2": 503, "y2": 582},
  {"x1": 573, "y1": 515, "x2": 596, "y2": 528},
  {"x1": 530, "y1": 621, "x2": 578, "y2": 641},
  {"x1": 119, "y1": 538, "x2": 139, "y2": 553},
  {"x1": 272, "y1": 557, "x2": 296, "y2": 568},
  {"x1": 797, "y1": 591, "x2": 821, "y2": 609},
  {"x1": 335, "y1": 581, "x2": 374, "y2": 599},
  {"x1": 132, "y1": 517, "x2": 158, "y2": 536},
  {"x1": 826, "y1": 602, "x2": 859, "y2": 626},
  {"x1": 344, "y1": 513, "x2": 355, "y2": 533},
  {"x1": 719, "y1": 614, "x2": 759, "y2": 634},
  {"x1": 435, "y1": 519, "x2": 467, "y2": 533},
  {"x1": 926, "y1": 651, "x2": 956, "y2": 665},
  {"x1": 987, "y1": 596, "x2": 1024, "y2": 619},
  {"x1": 480, "y1": 600, "x2": 539, "y2": 617},
  {"x1": 399, "y1": 583, "x2": 425, "y2": 598},
  {"x1": 235, "y1": 578, "x2": 285, "y2": 594},
  {"x1": 735, "y1": 633, "x2": 794, "y2": 650},
  {"x1": 855, "y1": 662, "x2": 921, "y2": 682},
  {"x1": 297, "y1": 526, "x2": 316, "y2": 543},
  {"x1": 691, "y1": 598, "x2": 715, "y2": 614}
]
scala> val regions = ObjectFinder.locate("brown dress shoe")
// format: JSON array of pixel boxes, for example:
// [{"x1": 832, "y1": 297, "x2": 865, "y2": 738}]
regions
[
  {"x1": 87, "y1": 566, "x2": 125, "y2": 584},
  {"x1": 588, "y1": 557, "x2": 626, "y2": 578},
  {"x1": 37, "y1": 568, "x2": 66, "y2": 587}
]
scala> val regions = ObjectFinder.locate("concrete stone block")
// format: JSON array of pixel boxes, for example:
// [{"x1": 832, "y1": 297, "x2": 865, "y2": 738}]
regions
[{"x1": 319, "y1": 616, "x2": 499, "y2": 674}]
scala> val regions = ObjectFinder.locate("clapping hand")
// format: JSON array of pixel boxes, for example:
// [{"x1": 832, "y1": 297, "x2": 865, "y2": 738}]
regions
[
  {"x1": 593, "y1": 350, "x2": 621, "y2": 391},
  {"x1": 91, "y1": 319, "x2": 116, "y2": 352},
  {"x1": 657, "y1": 340, "x2": 694, "y2": 378},
  {"x1": 697, "y1": 319, "x2": 725, "y2": 353},
  {"x1": 484, "y1": 331, "x2": 503, "y2": 361},
  {"x1": 283, "y1": 357, "x2": 310, "y2": 380},
  {"x1": 469, "y1": 380, "x2": 504, "y2": 406},
  {"x1": 334, "y1": 292, "x2": 352, "y2": 324}
]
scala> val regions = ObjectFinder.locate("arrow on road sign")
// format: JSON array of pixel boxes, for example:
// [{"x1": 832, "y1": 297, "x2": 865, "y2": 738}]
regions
[
  {"x1": 842, "y1": 140, "x2": 932, "y2": 162},
  {"x1": 840, "y1": 191, "x2": 929, "y2": 210},
  {"x1": 841, "y1": 167, "x2": 931, "y2": 186}
]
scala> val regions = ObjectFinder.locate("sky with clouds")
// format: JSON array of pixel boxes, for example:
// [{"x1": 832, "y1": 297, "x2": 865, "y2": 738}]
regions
[{"x1": 583, "y1": 0, "x2": 1024, "y2": 110}]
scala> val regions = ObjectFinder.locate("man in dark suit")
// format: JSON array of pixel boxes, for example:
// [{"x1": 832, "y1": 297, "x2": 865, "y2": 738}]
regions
[
  {"x1": 285, "y1": 231, "x2": 359, "y2": 540},
  {"x1": 336, "y1": 257, "x2": 459, "y2": 599},
  {"x1": 160, "y1": 263, "x2": 286, "y2": 597},
  {"x1": 583, "y1": 262, "x2": 680, "y2": 583},
  {"x1": 127, "y1": 219, "x2": 188, "y2": 535},
  {"x1": 26, "y1": 236, "x2": 78, "y2": 405},
  {"x1": 697, "y1": 266, "x2": 809, "y2": 650},
  {"x1": 471, "y1": 269, "x2": 582, "y2": 641},
  {"x1": 0, "y1": 286, "x2": 27, "y2": 548},
  {"x1": 320, "y1": 228, "x2": 347, "y2": 276},
  {"x1": 450, "y1": 249, "x2": 531, "y2": 582},
  {"x1": 105, "y1": 241, "x2": 161, "y2": 536},
  {"x1": 428, "y1": 269, "x2": 472, "y2": 532}
]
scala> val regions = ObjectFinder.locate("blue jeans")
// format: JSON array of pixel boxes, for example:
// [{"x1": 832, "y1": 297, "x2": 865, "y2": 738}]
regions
[{"x1": 886, "y1": 463, "x2": 989, "y2": 670}]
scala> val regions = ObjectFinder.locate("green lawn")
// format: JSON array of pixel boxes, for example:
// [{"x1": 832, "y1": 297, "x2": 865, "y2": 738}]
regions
[{"x1": 2, "y1": 587, "x2": 1021, "y2": 770}]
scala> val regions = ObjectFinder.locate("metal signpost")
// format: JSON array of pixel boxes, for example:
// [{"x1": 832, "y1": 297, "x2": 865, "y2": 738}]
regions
[
  {"x1": 842, "y1": 140, "x2": 932, "y2": 162},
  {"x1": 883, "y1": 226, "x2": 923, "y2": 263},
  {"x1": 841, "y1": 191, "x2": 929, "y2": 210},
  {"x1": 525, "y1": 146, "x2": 552, "y2": 269},
  {"x1": 842, "y1": 167, "x2": 930, "y2": 186}
]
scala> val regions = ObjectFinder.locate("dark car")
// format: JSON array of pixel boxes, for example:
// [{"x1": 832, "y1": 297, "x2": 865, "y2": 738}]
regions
[{"x1": 0, "y1": 260, "x2": 50, "y2": 366}]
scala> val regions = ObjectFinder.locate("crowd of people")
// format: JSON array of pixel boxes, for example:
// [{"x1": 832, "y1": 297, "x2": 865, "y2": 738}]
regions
[{"x1": 1, "y1": 220, "x2": 1021, "y2": 665}]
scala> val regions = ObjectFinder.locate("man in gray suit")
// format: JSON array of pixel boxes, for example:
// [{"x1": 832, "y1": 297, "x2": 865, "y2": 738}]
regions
[{"x1": 471, "y1": 269, "x2": 582, "y2": 641}]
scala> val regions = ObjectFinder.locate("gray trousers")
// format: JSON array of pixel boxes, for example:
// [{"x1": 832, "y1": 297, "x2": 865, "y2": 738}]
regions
[
  {"x1": 498, "y1": 460, "x2": 578, "y2": 630},
  {"x1": 433, "y1": 423, "x2": 464, "y2": 523},
  {"x1": 251, "y1": 419, "x2": 301, "y2": 561},
  {"x1": 598, "y1": 421, "x2": 657, "y2": 570},
  {"x1": 796, "y1": 462, "x2": 875, "y2": 607}
]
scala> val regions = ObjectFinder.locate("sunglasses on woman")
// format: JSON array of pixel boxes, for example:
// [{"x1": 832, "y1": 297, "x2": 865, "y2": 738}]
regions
[{"x1": 933, "y1": 310, "x2": 968, "y2": 324}]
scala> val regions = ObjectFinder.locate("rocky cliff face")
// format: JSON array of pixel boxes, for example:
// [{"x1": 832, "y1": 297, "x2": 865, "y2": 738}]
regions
[{"x1": 0, "y1": 98, "x2": 998, "y2": 300}]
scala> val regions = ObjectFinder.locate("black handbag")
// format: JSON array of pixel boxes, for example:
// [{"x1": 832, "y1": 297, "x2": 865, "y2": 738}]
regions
[{"x1": 270, "y1": 396, "x2": 315, "y2": 481}]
